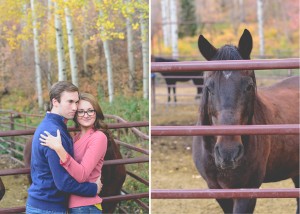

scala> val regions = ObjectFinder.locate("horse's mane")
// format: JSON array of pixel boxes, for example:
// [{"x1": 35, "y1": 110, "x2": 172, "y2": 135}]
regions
[{"x1": 99, "y1": 128, "x2": 120, "y2": 160}]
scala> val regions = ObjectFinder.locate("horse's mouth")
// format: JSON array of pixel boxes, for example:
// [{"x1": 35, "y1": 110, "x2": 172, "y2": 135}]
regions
[{"x1": 217, "y1": 161, "x2": 240, "y2": 170}]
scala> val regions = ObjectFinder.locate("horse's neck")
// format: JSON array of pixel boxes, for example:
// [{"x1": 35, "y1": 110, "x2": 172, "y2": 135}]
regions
[{"x1": 253, "y1": 93, "x2": 272, "y2": 125}]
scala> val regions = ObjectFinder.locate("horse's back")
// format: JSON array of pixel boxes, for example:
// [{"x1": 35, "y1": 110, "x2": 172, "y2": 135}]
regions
[
  {"x1": 258, "y1": 76, "x2": 299, "y2": 182},
  {"x1": 258, "y1": 76, "x2": 299, "y2": 124},
  {"x1": 265, "y1": 76, "x2": 299, "y2": 90}
]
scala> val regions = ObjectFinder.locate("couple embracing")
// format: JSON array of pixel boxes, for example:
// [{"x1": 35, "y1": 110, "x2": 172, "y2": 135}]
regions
[{"x1": 26, "y1": 81, "x2": 109, "y2": 214}]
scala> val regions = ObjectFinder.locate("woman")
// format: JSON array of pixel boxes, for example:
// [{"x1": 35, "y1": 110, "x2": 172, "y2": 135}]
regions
[{"x1": 40, "y1": 92, "x2": 108, "y2": 213}]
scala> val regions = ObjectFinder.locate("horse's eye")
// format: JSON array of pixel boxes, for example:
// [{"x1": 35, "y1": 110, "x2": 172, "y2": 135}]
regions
[
  {"x1": 207, "y1": 86, "x2": 213, "y2": 95},
  {"x1": 246, "y1": 83, "x2": 253, "y2": 91},
  {"x1": 206, "y1": 80, "x2": 214, "y2": 94}
]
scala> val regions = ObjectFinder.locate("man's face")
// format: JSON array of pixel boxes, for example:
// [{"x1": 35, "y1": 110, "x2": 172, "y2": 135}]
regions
[{"x1": 52, "y1": 91, "x2": 79, "y2": 120}]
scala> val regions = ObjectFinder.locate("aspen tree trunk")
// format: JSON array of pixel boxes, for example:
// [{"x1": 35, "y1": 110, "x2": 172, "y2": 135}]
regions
[
  {"x1": 82, "y1": 7, "x2": 88, "y2": 76},
  {"x1": 47, "y1": 0, "x2": 52, "y2": 89},
  {"x1": 65, "y1": 7, "x2": 78, "y2": 86},
  {"x1": 30, "y1": 0, "x2": 43, "y2": 109},
  {"x1": 257, "y1": 0, "x2": 264, "y2": 57},
  {"x1": 21, "y1": 4, "x2": 30, "y2": 67},
  {"x1": 140, "y1": 0, "x2": 149, "y2": 99},
  {"x1": 231, "y1": 0, "x2": 240, "y2": 35},
  {"x1": 239, "y1": 0, "x2": 245, "y2": 22},
  {"x1": 98, "y1": 1, "x2": 114, "y2": 103},
  {"x1": 170, "y1": 0, "x2": 178, "y2": 59},
  {"x1": 54, "y1": 2, "x2": 66, "y2": 81},
  {"x1": 126, "y1": 7, "x2": 136, "y2": 92},
  {"x1": 103, "y1": 41, "x2": 114, "y2": 103},
  {"x1": 161, "y1": 0, "x2": 170, "y2": 47}
]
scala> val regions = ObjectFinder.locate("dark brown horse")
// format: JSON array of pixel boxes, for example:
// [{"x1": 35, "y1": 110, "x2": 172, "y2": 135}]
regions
[
  {"x1": 192, "y1": 29, "x2": 299, "y2": 213},
  {"x1": 151, "y1": 56, "x2": 204, "y2": 102},
  {"x1": 24, "y1": 130, "x2": 126, "y2": 214},
  {"x1": 0, "y1": 178, "x2": 4, "y2": 201}
]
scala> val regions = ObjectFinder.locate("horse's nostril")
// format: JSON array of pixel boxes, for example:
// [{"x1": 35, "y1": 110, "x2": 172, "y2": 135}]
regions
[
  {"x1": 234, "y1": 144, "x2": 244, "y2": 161},
  {"x1": 214, "y1": 144, "x2": 221, "y2": 158}
]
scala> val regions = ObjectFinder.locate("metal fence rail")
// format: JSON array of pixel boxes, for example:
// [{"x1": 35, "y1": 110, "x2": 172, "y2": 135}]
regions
[
  {"x1": 152, "y1": 189, "x2": 300, "y2": 199},
  {"x1": 151, "y1": 58, "x2": 300, "y2": 72},
  {"x1": 152, "y1": 124, "x2": 300, "y2": 136}
]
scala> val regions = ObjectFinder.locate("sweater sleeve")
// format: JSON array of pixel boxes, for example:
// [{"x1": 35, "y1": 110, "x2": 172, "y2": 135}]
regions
[
  {"x1": 61, "y1": 131, "x2": 107, "y2": 182},
  {"x1": 45, "y1": 133, "x2": 97, "y2": 197}
]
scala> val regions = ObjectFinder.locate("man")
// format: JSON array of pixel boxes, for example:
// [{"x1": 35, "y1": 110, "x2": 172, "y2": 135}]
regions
[{"x1": 26, "y1": 81, "x2": 101, "y2": 213}]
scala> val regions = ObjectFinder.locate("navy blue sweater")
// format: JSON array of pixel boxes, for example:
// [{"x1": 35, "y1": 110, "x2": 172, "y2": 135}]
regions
[{"x1": 27, "y1": 113, "x2": 97, "y2": 212}]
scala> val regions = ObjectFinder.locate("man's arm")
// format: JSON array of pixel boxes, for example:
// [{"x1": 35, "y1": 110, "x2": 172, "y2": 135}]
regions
[{"x1": 44, "y1": 140, "x2": 98, "y2": 197}]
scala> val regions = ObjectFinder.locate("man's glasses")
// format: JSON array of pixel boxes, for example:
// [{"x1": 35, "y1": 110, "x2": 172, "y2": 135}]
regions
[{"x1": 77, "y1": 109, "x2": 96, "y2": 117}]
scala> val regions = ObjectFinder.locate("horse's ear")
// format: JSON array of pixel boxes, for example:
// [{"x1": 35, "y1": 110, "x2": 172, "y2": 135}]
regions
[
  {"x1": 198, "y1": 35, "x2": 217, "y2": 61},
  {"x1": 238, "y1": 29, "x2": 253, "y2": 59}
]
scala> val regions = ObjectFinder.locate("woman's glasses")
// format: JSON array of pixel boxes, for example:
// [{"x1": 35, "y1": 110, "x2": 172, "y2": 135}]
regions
[{"x1": 77, "y1": 109, "x2": 96, "y2": 117}]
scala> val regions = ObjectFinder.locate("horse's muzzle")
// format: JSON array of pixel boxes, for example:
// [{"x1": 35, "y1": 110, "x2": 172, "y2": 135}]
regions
[{"x1": 214, "y1": 143, "x2": 244, "y2": 170}]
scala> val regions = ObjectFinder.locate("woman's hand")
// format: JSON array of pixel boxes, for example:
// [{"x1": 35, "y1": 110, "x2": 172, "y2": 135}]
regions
[
  {"x1": 96, "y1": 175, "x2": 103, "y2": 194},
  {"x1": 40, "y1": 129, "x2": 63, "y2": 152}
]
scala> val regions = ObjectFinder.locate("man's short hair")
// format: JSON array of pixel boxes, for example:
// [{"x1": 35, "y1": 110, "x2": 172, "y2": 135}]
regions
[{"x1": 49, "y1": 81, "x2": 79, "y2": 110}]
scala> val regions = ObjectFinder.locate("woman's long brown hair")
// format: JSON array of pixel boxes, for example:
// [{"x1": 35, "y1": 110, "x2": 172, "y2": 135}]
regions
[{"x1": 74, "y1": 93, "x2": 114, "y2": 151}]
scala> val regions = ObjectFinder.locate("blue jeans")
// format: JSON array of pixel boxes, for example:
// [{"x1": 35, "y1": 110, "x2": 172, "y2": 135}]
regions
[
  {"x1": 26, "y1": 204, "x2": 67, "y2": 214},
  {"x1": 69, "y1": 205, "x2": 102, "y2": 214}
]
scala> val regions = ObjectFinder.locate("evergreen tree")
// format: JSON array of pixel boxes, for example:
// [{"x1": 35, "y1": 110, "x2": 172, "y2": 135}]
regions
[{"x1": 179, "y1": 0, "x2": 197, "y2": 38}]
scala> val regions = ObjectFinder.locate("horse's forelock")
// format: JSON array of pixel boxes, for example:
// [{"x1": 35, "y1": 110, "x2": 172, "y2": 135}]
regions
[{"x1": 212, "y1": 45, "x2": 243, "y2": 61}]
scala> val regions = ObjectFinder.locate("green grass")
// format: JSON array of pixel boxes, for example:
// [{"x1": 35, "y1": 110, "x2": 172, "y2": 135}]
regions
[
  {"x1": 101, "y1": 96, "x2": 149, "y2": 213},
  {"x1": 101, "y1": 95, "x2": 149, "y2": 122}
]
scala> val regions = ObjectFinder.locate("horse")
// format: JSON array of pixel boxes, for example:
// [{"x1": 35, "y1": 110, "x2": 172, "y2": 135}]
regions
[
  {"x1": 0, "y1": 178, "x2": 4, "y2": 200},
  {"x1": 151, "y1": 56, "x2": 204, "y2": 102},
  {"x1": 24, "y1": 130, "x2": 126, "y2": 214},
  {"x1": 192, "y1": 29, "x2": 299, "y2": 213}
]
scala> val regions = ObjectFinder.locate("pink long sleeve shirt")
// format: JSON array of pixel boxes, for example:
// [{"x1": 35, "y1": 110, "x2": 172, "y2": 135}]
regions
[{"x1": 60, "y1": 128, "x2": 107, "y2": 208}]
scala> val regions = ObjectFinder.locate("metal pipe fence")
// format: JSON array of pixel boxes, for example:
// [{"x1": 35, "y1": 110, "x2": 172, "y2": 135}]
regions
[
  {"x1": 0, "y1": 111, "x2": 149, "y2": 213},
  {"x1": 151, "y1": 58, "x2": 300, "y2": 201},
  {"x1": 151, "y1": 58, "x2": 300, "y2": 72}
]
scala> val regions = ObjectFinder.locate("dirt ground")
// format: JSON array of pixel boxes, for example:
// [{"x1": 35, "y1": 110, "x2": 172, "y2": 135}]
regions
[
  {"x1": 0, "y1": 155, "x2": 29, "y2": 209},
  {"x1": 151, "y1": 81, "x2": 297, "y2": 214}
]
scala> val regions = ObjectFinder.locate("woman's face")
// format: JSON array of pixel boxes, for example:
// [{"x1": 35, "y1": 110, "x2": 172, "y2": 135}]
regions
[{"x1": 76, "y1": 100, "x2": 96, "y2": 129}]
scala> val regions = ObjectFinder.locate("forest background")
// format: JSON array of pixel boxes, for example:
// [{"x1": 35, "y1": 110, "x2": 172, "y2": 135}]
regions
[
  {"x1": 151, "y1": 0, "x2": 299, "y2": 60},
  {"x1": 0, "y1": 1, "x2": 149, "y2": 212},
  {"x1": 0, "y1": 0, "x2": 149, "y2": 122}
]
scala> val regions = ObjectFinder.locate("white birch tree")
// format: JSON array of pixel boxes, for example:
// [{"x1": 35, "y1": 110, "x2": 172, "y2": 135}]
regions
[
  {"x1": 170, "y1": 0, "x2": 178, "y2": 59},
  {"x1": 65, "y1": 6, "x2": 78, "y2": 86},
  {"x1": 139, "y1": 0, "x2": 149, "y2": 99},
  {"x1": 161, "y1": 0, "x2": 171, "y2": 47},
  {"x1": 82, "y1": 6, "x2": 88, "y2": 76},
  {"x1": 30, "y1": 0, "x2": 43, "y2": 109},
  {"x1": 47, "y1": 0, "x2": 52, "y2": 89},
  {"x1": 103, "y1": 41, "x2": 113, "y2": 102},
  {"x1": 257, "y1": 0, "x2": 264, "y2": 57},
  {"x1": 126, "y1": 1, "x2": 136, "y2": 92},
  {"x1": 54, "y1": 2, "x2": 67, "y2": 81},
  {"x1": 98, "y1": 1, "x2": 114, "y2": 103}
]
